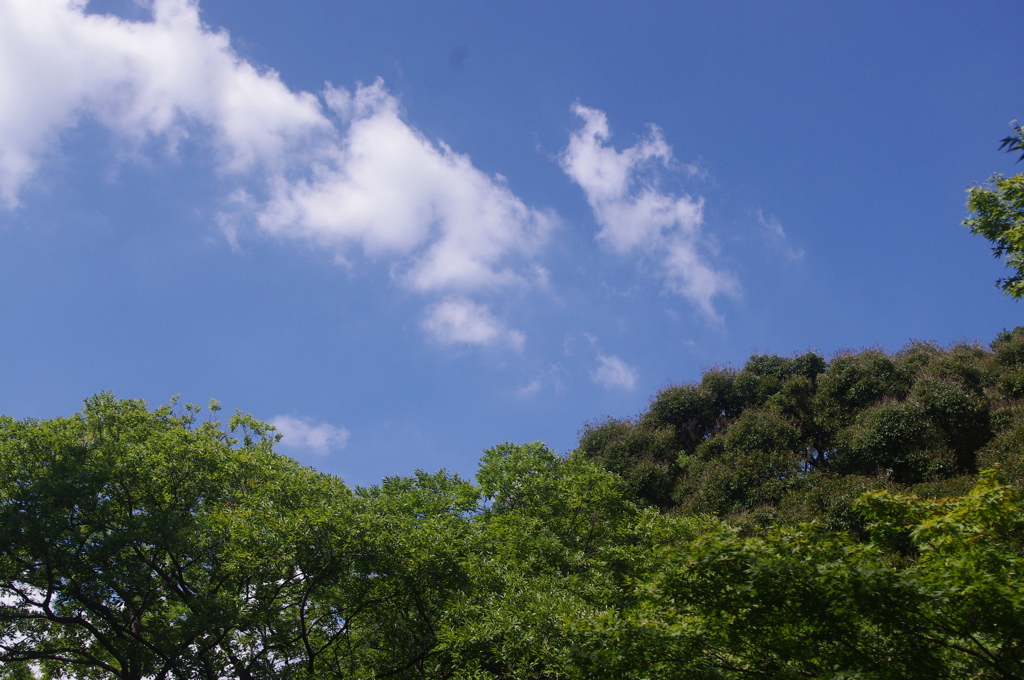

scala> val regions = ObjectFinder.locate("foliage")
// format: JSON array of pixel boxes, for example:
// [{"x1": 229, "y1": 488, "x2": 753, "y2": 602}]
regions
[
  {"x1": 965, "y1": 121, "x2": 1024, "y2": 297},
  {"x1": 440, "y1": 442, "x2": 711, "y2": 679},
  {"x1": 576, "y1": 329, "x2": 1024, "y2": 527},
  {"x1": 1, "y1": 394, "x2": 1023, "y2": 678},
  {"x1": 0, "y1": 395, "x2": 462, "y2": 679},
  {"x1": 999, "y1": 121, "x2": 1024, "y2": 162},
  {"x1": 333, "y1": 470, "x2": 477, "y2": 679},
  {"x1": 563, "y1": 471, "x2": 1024, "y2": 679}
]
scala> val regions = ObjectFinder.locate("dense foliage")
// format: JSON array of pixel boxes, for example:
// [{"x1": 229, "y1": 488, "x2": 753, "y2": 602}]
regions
[
  {"x1": 578, "y1": 327, "x2": 1024, "y2": 531},
  {"x1": 2, "y1": 360, "x2": 1024, "y2": 678}
]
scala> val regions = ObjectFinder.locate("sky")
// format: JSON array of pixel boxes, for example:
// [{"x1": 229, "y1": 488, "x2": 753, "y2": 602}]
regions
[{"x1": 1, "y1": 0, "x2": 1022, "y2": 486}]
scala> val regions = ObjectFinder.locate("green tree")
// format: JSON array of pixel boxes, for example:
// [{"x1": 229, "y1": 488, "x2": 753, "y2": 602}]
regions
[
  {"x1": 576, "y1": 333, "x2": 1016, "y2": 526},
  {"x1": 348, "y1": 469, "x2": 481, "y2": 678},
  {"x1": 965, "y1": 121, "x2": 1024, "y2": 298},
  {"x1": 3, "y1": 393, "x2": 1023, "y2": 678},
  {"x1": 440, "y1": 442, "x2": 706, "y2": 679},
  {"x1": 0, "y1": 394, "x2": 364, "y2": 680},
  {"x1": 569, "y1": 471, "x2": 1024, "y2": 679}
]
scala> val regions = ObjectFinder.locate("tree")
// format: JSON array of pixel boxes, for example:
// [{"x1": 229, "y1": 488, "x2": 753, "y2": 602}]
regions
[
  {"x1": 0, "y1": 394, "x2": 365, "y2": 680},
  {"x1": 438, "y1": 442, "x2": 702, "y2": 679},
  {"x1": 567, "y1": 471, "x2": 1024, "y2": 679},
  {"x1": 575, "y1": 333, "x2": 1018, "y2": 527},
  {"x1": 3, "y1": 393, "x2": 1022, "y2": 678},
  {"x1": 965, "y1": 121, "x2": 1024, "y2": 298},
  {"x1": 348, "y1": 469, "x2": 481, "y2": 678}
]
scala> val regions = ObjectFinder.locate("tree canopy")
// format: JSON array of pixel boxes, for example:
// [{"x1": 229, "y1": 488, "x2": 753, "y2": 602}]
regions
[
  {"x1": 577, "y1": 328, "x2": 1024, "y2": 535},
  {"x1": 2, "y1": 360, "x2": 1024, "y2": 678}
]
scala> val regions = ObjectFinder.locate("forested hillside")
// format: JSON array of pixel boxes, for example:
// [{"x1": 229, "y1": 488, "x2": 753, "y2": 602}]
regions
[
  {"x1": 578, "y1": 326, "x2": 1024, "y2": 532},
  {"x1": 2, "y1": 341, "x2": 1023, "y2": 678}
]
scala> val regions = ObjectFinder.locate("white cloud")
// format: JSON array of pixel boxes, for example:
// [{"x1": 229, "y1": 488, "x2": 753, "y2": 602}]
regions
[
  {"x1": 757, "y1": 209, "x2": 804, "y2": 261},
  {"x1": 269, "y1": 415, "x2": 350, "y2": 456},
  {"x1": 516, "y1": 377, "x2": 544, "y2": 396},
  {"x1": 0, "y1": 0, "x2": 329, "y2": 206},
  {"x1": 560, "y1": 103, "x2": 738, "y2": 318},
  {"x1": 422, "y1": 297, "x2": 525, "y2": 349},
  {"x1": 0, "y1": 0, "x2": 553, "y2": 350},
  {"x1": 258, "y1": 79, "x2": 554, "y2": 294},
  {"x1": 592, "y1": 353, "x2": 638, "y2": 391}
]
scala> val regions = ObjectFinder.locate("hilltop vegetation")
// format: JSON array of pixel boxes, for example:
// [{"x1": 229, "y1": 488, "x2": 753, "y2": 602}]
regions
[
  {"x1": 2, "y1": 330, "x2": 1024, "y2": 678},
  {"x1": 578, "y1": 327, "x2": 1024, "y2": 532}
]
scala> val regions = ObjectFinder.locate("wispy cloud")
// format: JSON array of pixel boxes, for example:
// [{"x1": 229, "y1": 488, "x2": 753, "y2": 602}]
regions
[
  {"x1": 561, "y1": 103, "x2": 738, "y2": 319},
  {"x1": 757, "y1": 209, "x2": 804, "y2": 261},
  {"x1": 269, "y1": 415, "x2": 350, "y2": 456},
  {"x1": 0, "y1": 0, "x2": 548, "y2": 349},
  {"x1": 516, "y1": 377, "x2": 544, "y2": 396},
  {"x1": 422, "y1": 297, "x2": 525, "y2": 349},
  {"x1": 514, "y1": 364, "x2": 566, "y2": 397},
  {"x1": 592, "y1": 353, "x2": 638, "y2": 391}
]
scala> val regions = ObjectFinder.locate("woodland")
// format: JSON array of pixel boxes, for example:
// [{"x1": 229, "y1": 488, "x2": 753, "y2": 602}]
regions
[{"x1": 2, "y1": 129, "x2": 1024, "y2": 679}]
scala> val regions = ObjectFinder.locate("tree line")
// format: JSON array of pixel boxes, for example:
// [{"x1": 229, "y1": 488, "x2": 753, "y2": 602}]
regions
[
  {"x1": 3, "y1": 335, "x2": 1024, "y2": 679},
  {"x1": 577, "y1": 327, "x2": 1024, "y2": 529}
]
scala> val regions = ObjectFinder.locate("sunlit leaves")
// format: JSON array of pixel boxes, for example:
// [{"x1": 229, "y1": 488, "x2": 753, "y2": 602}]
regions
[
  {"x1": 966, "y1": 122, "x2": 1024, "y2": 298},
  {"x1": 2, "y1": 396, "x2": 1023, "y2": 678}
]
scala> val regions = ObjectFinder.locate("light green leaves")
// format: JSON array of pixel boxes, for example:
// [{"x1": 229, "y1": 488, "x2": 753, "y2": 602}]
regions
[
  {"x1": 3, "y1": 396, "x2": 1024, "y2": 678},
  {"x1": 966, "y1": 123, "x2": 1024, "y2": 298}
]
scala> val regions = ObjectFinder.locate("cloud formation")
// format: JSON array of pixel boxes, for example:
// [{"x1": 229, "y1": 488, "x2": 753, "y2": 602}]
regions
[
  {"x1": 422, "y1": 297, "x2": 525, "y2": 350},
  {"x1": 269, "y1": 415, "x2": 350, "y2": 456},
  {"x1": 259, "y1": 80, "x2": 554, "y2": 294},
  {"x1": 592, "y1": 353, "x2": 638, "y2": 391},
  {"x1": 0, "y1": 0, "x2": 545, "y2": 348},
  {"x1": 0, "y1": 0, "x2": 328, "y2": 206},
  {"x1": 561, "y1": 104, "x2": 738, "y2": 318}
]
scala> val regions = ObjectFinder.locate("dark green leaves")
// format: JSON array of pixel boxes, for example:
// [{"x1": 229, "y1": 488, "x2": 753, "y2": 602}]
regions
[
  {"x1": 576, "y1": 332, "x2": 1021, "y2": 525},
  {"x1": 998, "y1": 121, "x2": 1024, "y2": 163}
]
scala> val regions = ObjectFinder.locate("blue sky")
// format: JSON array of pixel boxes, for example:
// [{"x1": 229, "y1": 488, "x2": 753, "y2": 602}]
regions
[{"x1": 1, "y1": 0, "x2": 1022, "y2": 486}]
